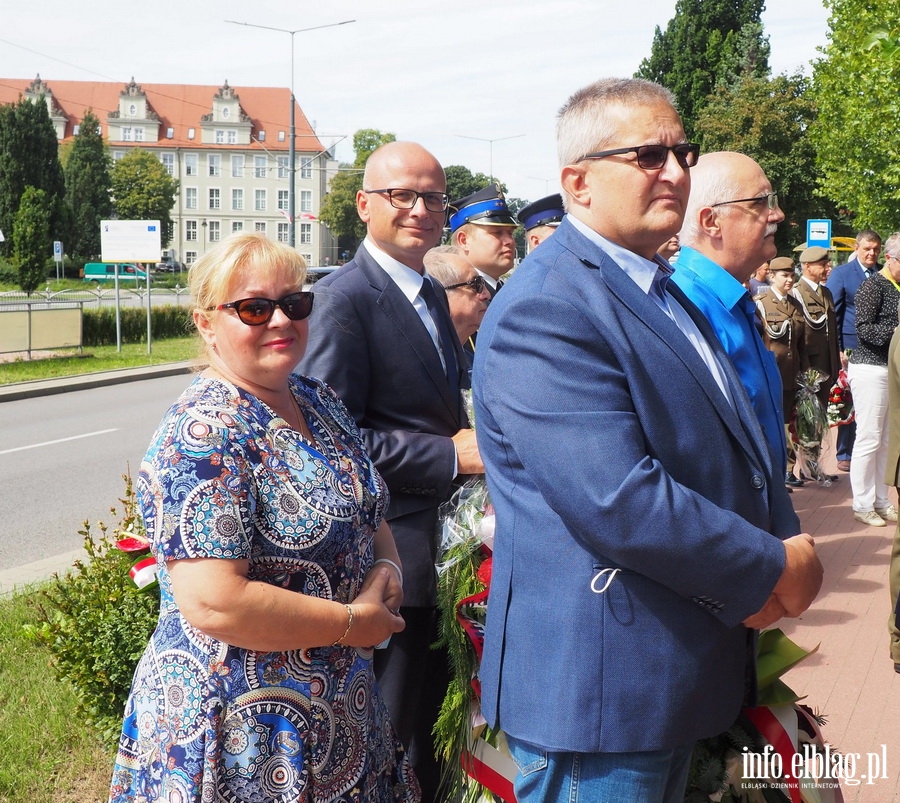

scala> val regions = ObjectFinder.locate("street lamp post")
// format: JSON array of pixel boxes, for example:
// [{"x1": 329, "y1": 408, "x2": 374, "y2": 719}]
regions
[
  {"x1": 225, "y1": 19, "x2": 355, "y2": 247},
  {"x1": 455, "y1": 133, "x2": 525, "y2": 183}
]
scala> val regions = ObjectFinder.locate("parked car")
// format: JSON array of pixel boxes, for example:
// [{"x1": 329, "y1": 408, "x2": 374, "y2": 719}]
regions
[
  {"x1": 155, "y1": 260, "x2": 185, "y2": 273},
  {"x1": 82, "y1": 263, "x2": 148, "y2": 282}
]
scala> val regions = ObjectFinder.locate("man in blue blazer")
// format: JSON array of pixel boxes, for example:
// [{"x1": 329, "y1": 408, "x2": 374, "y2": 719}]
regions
[
  {"x1": 472, "y1": 78, "x2": 823, "y2": 803},
  {"x1": 299, "y1": 141, "x2": 482, "y2": 800},
  {"x1": 826, "y1": 229, "x2": 883, "y2": 469}
]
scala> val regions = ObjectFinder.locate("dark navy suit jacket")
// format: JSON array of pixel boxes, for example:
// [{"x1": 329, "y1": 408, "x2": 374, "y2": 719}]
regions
[
  {"x1": 826, "y1": 256, "x2": 871, "y2": 351},
  {"x1": 472, "y1": 218, "x2": 799, "y2": 752},
  {"x1": 298, "y1": 244, "x2": 469, "y2": 606}
]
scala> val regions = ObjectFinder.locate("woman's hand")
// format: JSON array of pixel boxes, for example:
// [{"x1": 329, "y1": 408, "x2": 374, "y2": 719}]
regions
[
  {"x1": 361, "y1": 562, "x2": 404, "y2": 613},
  {"x1": 345, "y1": 570, "x2": 406, "y2": 647}
]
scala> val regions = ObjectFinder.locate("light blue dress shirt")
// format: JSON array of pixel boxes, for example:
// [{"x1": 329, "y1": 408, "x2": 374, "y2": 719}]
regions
[{"x1": 671, "y1": 246, "x2": 787, "y2": 474}]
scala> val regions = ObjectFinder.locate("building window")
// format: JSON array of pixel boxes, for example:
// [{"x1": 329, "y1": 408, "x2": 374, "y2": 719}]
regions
[
  {"x1": 185, "y1": 220, "x2": 198, "y2": 241},
  {"x1": 185, "y1": 187, "x2": 198, "y2": 209},
  {"x1": 300, "y1": 223, "x2": 312, "y2": 245},
  {"x1": 255, "y1": 221, "x2": 266, "y2": 234},
  {"x1": 73, "y1": 124, "x2": 80, "y2": 135},
  {"x1": 278, "y1": 131, "x2": 286, "y2": 142},
  {"x1": 255, "y1": 190, "x2": 266, "y2": 211},
  {"x1": 185, "y1": 154, "x2": 198, "y2": 176},
  {"x1": 277, "y1": 190, "x2": 289, "y2": 211},
  {"x1": 209, "y1": 155, "x2": 221, "y2": 177},
  {"x1": 301, "y1": 253, "x2": 312, "y2": 266},
  {"x1": 188, "y1": 127, "x2": 196, "y2": 140},
  {"x1": 232, "y1": 189, "x2": 244, "y2": 211},
  {"x1": 232, "y1": 221, "x2": 244, "y2": 233},
  {"x1": 258, "y1": 130, "x2": 266, "y2": 142},
  {"x1": 300, "y1": 190, "x2": 312, "y2": 213},
  {"x1": 215, "y1": 130, "x2": 225, "y2": 144},
  {"x1": 208, "y1": 221, "x2": 221, "y2": 242},
  {"x1": 209, "y1": 188, "x2": 220, "y2": 210},
  {"x1": 112, "y1": 150, "x2": 125, "y2": 162},
  {"x1": 134, "y1": 127, "x2": 144, "y2": 141},
  {"x1": 122, "y1": 126, "x2": 133, "y2": 141},
  {"x1": 185, "y1": 250, "x2": 198, "y2": 265},
  {"x1": 166, "y1": 127, "x2": 174, "y2": 138},
  {"x1": 254, "y1": 156, "x2": 267, "y2": 178},
  {"x1": 300, "y1": 158, "x2": 312, "y2": 179},
  {"x1": 231, "y1": 154, "x2": 244, "y2": 177},
  {"x1": 277, "y1": 222, "x2": 290, "y2": 243},
  {"x1": 227, "y1": 130, "x2": 237, "y2": 144},
  {"x1": 160, "y1": 153, "x2": 175, "y2": 175},
  {"x1": 277, "y1": 156, "x2": 289, "y2": 179}
]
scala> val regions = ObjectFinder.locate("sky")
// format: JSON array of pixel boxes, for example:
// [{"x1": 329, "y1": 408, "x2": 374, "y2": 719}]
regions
[{"x1": 1, "y1": 0, "x2": 831, "y2": 203}]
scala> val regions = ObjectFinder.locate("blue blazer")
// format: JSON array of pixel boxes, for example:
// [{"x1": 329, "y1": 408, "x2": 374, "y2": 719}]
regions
[
  {"x1": 472, "y1": 218, "x2": 799, "y2": 752},
  {"x1": 826, "y1": 257, "x2": 869, "y2": 351},
  {"x1": 298, "y1": 244, "x2": 469, "y2": 606}
]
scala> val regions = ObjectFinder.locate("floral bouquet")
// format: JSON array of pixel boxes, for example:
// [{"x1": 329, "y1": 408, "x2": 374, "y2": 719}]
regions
[
  {"x1": 686, "y1": 629, "x2": 843, "y2": 803},
  {"x1": 791, "y1": 369, "x2": 832, "y2": 485},
  {"x1": 433, "y1": 478, "x2": 517, "y2": 803},
  {"x1": 826, "y1": 370, "x2": 853, "y2": 428}
]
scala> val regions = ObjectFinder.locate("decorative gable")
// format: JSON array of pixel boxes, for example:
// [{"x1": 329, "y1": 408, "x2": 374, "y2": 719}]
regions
[
  {"x1": 107, "y1": 78, "x2": 161, "y2": 142},
  {"x1": 24, "y1": 74, "x2": 68, "y2": 139},
  {"x1": 200, "y1": 81, "x2": 252, "y2": 145}
]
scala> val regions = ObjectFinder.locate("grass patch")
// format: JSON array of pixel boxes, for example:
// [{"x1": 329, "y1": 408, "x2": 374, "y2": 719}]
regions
[
  {"x1": 0, "y1": 589, "x2": 113, "y2": 803},
  {"x1": 0, "y1": 337, "x2": 198, "y2": 384}
]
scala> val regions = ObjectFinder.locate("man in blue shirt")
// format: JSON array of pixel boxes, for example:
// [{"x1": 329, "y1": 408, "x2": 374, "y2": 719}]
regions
[{"x1": 673, "y1": 151, "x2": 790, "y2": 483}]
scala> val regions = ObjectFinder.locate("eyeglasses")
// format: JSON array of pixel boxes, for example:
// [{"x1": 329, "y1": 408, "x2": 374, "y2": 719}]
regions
[
  {"x1": 578, "y1": 143, "x2": 700, "y2": 170},
  {"x1": 363, "y1": 188, "x2": 450, "y2": 212},
  {"x1": 208, "y1": 291, "x2": 314, "y2": 326},
  {"x1": 444, "y1": 275, "x2": 487, "y2": 294},
  {"x1": 710, "y1": 192, "x2": 779, "y2": 210}
]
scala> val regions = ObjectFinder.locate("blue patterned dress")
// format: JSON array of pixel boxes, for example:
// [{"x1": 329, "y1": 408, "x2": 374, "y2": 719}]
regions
[{"x1": 109, "y1": 374, "x2": 419, "y2": 803}]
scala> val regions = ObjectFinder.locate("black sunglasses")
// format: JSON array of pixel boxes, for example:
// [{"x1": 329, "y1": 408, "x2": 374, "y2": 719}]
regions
[
  {"x1": 444, "y1": 275, "x2": 487, "y2": 294},
  {"x1": 578, "y1": 143, "x2": 700, "y2": 170},
  {"x1": 208, "y1": 291, "x2": 314, "y2": 326}
]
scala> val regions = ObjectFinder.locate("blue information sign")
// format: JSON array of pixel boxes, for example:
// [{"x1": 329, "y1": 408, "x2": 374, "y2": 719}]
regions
[{"x1": 807, "y1": 219, "x2": 832, "y2": 248}]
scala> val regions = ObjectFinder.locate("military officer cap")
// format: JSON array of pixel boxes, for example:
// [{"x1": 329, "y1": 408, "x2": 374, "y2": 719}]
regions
[
  {"x1": 799, "y1": 246, "x2": 830, "y2": 263},
  {"x1": 768, "y1": 256, "x2": 795, "y2": 272},
  {"x1": 449, "y1": 182, "x2": 517, "y2": 233},
  {"x1": 517, "y1": 193, "x2": 565, "y2": 232}
]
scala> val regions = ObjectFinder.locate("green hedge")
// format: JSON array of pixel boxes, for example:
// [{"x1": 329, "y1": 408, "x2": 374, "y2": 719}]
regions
[
  {"x1": 25, "y1": 476, "x2": 159, "y2": 745},
  {"x1": 83, "y1": 305, "x2": 193, "y2": 346}
]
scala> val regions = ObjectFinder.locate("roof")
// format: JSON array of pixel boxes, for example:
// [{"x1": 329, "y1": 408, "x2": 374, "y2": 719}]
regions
[{"x1": 0, "y1": 76, "x2": 325, "y2": 153}]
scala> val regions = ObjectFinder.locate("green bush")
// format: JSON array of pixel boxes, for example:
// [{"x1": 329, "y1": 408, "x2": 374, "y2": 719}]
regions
[
  {"x1": 25, "y1": 475, "x2": 159, "y2": 745},
  {"x1": 82, "y1": 304, "x2": 193, "y2": 346}
]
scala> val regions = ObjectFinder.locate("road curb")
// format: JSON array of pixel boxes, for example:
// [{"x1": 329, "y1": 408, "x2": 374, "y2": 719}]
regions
[{"x1": 0, "y1": 361, "x2": 194, "y2": 402}]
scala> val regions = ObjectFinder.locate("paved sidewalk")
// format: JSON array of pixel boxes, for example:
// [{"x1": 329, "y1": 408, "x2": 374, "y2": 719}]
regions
[
  {"x1": 0, "y1": 361, "x2": 192, "y2": 402},
  {"x1": 778, "y1": 432, "x2": 900, "y2": 801}
]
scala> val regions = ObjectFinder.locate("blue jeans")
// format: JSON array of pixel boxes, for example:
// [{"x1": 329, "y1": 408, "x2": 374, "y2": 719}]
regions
[{"x1": 507, "y1": 735, "x2": 694, "y2": 803}]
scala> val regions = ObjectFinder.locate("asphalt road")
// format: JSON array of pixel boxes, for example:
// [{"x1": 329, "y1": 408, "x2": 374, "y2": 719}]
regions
[{"x1": 0, "y1": 372, "x2": 193, "y2": 583}]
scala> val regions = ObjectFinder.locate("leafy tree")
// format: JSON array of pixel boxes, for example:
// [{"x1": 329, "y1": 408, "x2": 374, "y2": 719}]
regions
[
  {"x1": 111, "y1": 149, "x2": 178, "y2": 247},
  {"x1": 811, "y1": 0, "x2": 900, "y2": 234},
  {"x1": 0, "y1": 96, "x2": 66, "y2": 257},
  {"x1": 444, "y1": 165, "x2": 496, "y2": 204},
  {"x1": 64, "y1": 109, "x2": 113, "y2": 259},
  {"x1": 319, "y1": 129, "x2": 396, "y2": 250},
  {"x1": 13, "y1": 186, "x2": 51, "y2": 294},
  {"x1": 636, "y1": 0, "x2": 770, "y2": 137},
  {"x1": 695, "y1": 73, "x2": 846, "y2": 253}
]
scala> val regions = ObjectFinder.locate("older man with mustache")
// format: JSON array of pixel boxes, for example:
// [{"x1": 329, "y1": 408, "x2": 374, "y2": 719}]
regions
[{"x1": 672, "y1": 151, "x2": 788, "y2": 479}]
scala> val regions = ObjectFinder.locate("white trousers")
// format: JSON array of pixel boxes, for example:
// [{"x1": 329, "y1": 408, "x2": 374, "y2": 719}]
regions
[{"x1": 848, "y1": 361, "x2": 890, "y2": 512}]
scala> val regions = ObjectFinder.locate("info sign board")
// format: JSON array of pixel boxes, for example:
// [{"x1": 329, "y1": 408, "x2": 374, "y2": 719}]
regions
[
  {"x1": 806, "y1": 219, "x2": 832, "y2": 249},
  {"x1": 100, "y1": 220, "x2": 161, "y2": 262}
]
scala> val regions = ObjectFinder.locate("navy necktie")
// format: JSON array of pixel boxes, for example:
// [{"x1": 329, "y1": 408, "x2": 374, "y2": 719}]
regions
[{"x1": 419, "y1": 278, "x2": 460, "y2": 398}]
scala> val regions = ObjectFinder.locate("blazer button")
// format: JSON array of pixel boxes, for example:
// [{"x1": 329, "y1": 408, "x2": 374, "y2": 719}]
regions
[{"x1": 751, "y1": 474, "x2": 765, "y2": 489}]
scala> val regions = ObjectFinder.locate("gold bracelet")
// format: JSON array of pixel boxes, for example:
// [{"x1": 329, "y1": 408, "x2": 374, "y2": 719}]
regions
[{"x1": 332, "y1": 604, "x2": 353, "y2": 646}]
